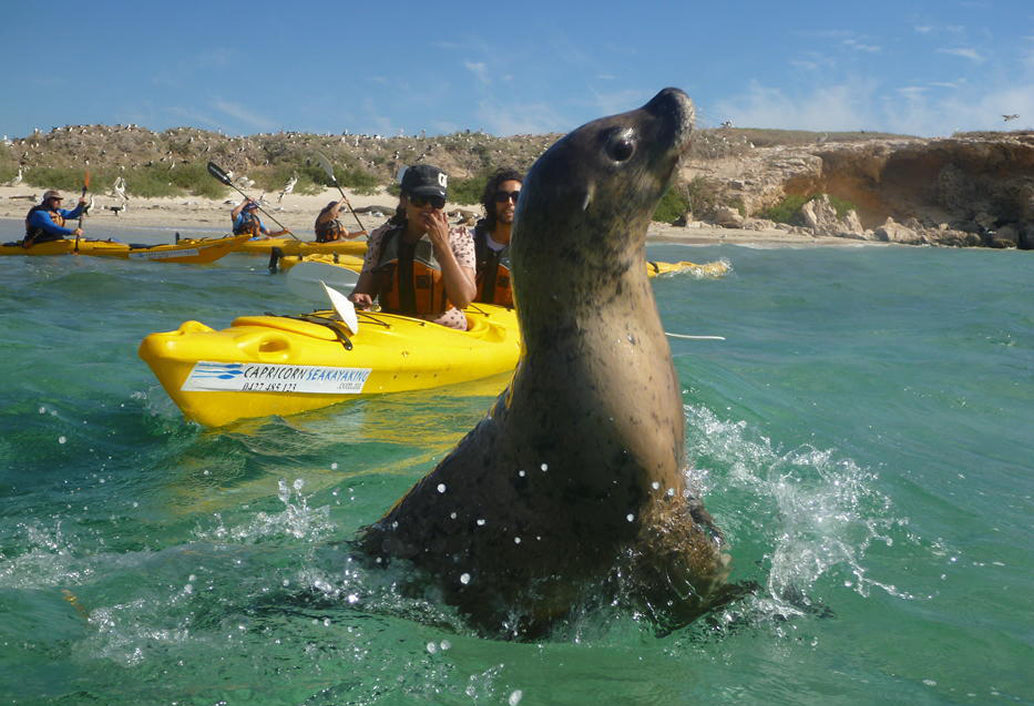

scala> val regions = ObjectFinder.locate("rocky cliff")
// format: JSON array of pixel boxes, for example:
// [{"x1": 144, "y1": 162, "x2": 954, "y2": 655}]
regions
[{"x1": 683, "y1": 131, "x2": 1034, "y2": 249}]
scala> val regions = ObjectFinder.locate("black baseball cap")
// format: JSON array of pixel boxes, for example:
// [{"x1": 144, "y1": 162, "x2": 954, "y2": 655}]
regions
[{"x1": 400, "y1": 164, "x2": 448, "y2": 200}]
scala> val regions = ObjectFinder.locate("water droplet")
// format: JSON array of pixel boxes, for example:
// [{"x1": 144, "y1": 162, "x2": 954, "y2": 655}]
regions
[
  {"x1": 518, "y1": 470, "x2": 526, "y2": 477},
  {"x1": 293, "y1": 478, "x2": 304, "y2": 491},
  {"x1": 651, "y1": 481, "x2": 660, "y2": 490},
  {"x1": 439, "y1": 639, "x2": 451, "y2": 651},
  {"x1": 514, "y1": 537, "x2": 521, "y2": 544},
  {"x1": 58, "y1": 436, "x2": 67, "y2": 444},
  {"x1": 460, "y1": 573, "x2": 471, "y2": 585},
  {"x1": 626, "y1": 513, "x2": 634, "y2": 522},
  {"x1": 347, "y1": 593, "x2": 358, "y2": 604},
  {"x1": 437, "y1": 483, "x2": 447, "y2": 493},
  {"x1": 540, "y1": 463, "x2": 548, "y2": 471},
  {"x1": 426, "y1": 641, "x2": 438, "y2": 654},
  {"x1": 331, "y1": 462, "x2": 339, "y2": 470},
  {"x1": 450, "y1": 512, "x2": 457, "y2": 519},
  {"x1": 509, "y1": 690, "x2": 523, "y2": 705},
  {"x1": 38, "y1": 406, "x2": 46, "y2": 415},
  {"x1": 476, "y1": 518, "x2": 486, "y2": 526}
]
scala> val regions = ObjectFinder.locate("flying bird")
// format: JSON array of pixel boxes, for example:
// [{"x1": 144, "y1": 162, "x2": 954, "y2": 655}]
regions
[{"x1": 1003, "y1": 114, "x2": 1020, "y2": 122}]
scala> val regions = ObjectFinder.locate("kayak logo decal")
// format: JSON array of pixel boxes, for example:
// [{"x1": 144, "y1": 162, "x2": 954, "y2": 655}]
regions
[{"x1": 182, "y1": 361, "x2": 372, "y2": 394}]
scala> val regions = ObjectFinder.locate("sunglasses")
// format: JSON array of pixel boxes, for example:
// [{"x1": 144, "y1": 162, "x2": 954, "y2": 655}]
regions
[
  {"x1": 409, "y1": 194, "x2": 446, "y2": 209},
  {"x1": 493, "y1": 190, "x2": 520, "y2": 203}
]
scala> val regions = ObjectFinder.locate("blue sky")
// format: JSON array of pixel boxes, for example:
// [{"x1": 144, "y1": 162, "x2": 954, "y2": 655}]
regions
[{"x1": 2, "y1": 0, "x2": 1030, "y2": 139}]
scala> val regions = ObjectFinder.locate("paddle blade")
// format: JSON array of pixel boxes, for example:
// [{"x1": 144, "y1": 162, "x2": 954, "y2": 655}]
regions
[
  {"x1": 314, "y1": 151, "x2": 337, "y2": 184},
  {"x1": 321, "y1": 281, "x2": 359, "y2": 335},
  {"x1": 207, "y1": 161, "x2": 233, "y2": 185},
  {"x1": 284, "y1": 260, "x2": 360, "y2": 306},
  {"x1": 83, "y1": 171, "x2": 90, "y2": 192}
]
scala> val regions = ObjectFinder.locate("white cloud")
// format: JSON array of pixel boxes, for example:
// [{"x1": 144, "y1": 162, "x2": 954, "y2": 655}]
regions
[
  {"x1": 937, "y1": 47, "x2": 985, "y2": 62},
  {"x1": 711, "y1": 71, "x2": 1034, "y2": 137},
  {"x1": 465, "y1": 61, "x2": 489, "y2": 86}
]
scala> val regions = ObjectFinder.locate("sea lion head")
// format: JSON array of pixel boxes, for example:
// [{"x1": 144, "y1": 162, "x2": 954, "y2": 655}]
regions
[{"x1": 511, "y1": 87, "x2": 693, "y2": 304}]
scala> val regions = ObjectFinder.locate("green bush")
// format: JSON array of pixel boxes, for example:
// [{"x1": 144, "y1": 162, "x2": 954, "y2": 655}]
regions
[
  {"x1": 758, "y1": 193, "x2": 857, "y2": 225},
  {"x1": 448, "y1": 176, "x2": 485, "y2": 206},
  {"x1": 653, "y1": 187, "x2": 691, "y2": 223},
  {"x1": 758, "y1": 194, "x2": 811, "y2": 225}
]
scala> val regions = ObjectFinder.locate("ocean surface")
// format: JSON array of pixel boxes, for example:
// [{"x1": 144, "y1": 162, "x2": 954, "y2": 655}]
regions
[{"x1": 1, "y1": 221, "x2": 1031, "y2": 705}]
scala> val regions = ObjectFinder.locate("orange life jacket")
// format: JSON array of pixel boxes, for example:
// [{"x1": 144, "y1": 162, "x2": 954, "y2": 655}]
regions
[
  {"x1": 374, "y1": 228, "x2": 452, "y2": 316},
  {"x1": 473, "y1": 227, "x2": 512, "y2": 306}
]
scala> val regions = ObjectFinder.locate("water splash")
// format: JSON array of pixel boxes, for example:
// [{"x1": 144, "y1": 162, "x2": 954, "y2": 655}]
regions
[
  {"x1": 195, "y1": 477, "x2": 334, "y2": 543},
  {"x1": 683, "y1": 403, "x2": 913, "y2": 620}
]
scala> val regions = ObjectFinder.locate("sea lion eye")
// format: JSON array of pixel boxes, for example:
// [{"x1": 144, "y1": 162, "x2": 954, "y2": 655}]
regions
[{"x1": 605, "y1": 129, "x2": 636, "y2": 162}]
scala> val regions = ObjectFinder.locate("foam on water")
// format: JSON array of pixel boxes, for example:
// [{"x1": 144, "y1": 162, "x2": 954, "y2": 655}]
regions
[{"x1": 683, "y1": 403, "x2": 918, "y2": 623}]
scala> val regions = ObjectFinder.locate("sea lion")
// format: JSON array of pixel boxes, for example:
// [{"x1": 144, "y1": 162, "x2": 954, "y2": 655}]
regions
[{"x1": 358, "y1": 88, "x2": 731, "y2": 638}]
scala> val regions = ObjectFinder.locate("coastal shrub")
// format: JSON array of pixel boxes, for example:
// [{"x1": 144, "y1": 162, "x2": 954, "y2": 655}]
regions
[
  {"x1": 683, "y1": 176, "x2": 730, "y2": 220},
  {"x1": 759, "y1": 194, "x2": 811, "y2": 225},
  {"x1": 653, "y1": 187, "x2": 692, "y2": 223},
  {"x1": 827, "y1": 194, "x2": 857, "y2": 218},
  {"x1": 759, "y1": 193, "x2": 858, "y2": 225},
  {"x1": 448, "y1": 176, "x2": 485, "y2": 206}
]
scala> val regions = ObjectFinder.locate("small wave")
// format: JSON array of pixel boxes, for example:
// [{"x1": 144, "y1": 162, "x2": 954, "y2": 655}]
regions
[{"x1": 683, "y1": 403, "x2": 915, "y2": 624}]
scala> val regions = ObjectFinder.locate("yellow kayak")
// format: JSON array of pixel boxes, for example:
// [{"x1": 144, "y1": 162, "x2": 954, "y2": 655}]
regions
[
  {"x1": 0, "y1": 234, "x2": 248, "y2": 263},
  {"x1": 646, "y1": 259, "x2": 730, "y2": 278},
  {"x1": 276, "y1": 253, "x2": 730, "y2": 279},
  {"x1": 139, "y1": 304, "x2": 520, "y2": 427},
  {"x1": 232, "y1": 236, "x2": 368, "y2": 257}
]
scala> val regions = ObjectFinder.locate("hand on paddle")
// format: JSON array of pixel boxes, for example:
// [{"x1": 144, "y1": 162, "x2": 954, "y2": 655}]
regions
[{"x1": 349, "y1": 292, "x2": 374, "y2": 309}]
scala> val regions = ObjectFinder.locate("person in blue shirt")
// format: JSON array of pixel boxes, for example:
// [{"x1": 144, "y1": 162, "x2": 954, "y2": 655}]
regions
[
  {"x1": 231, "y1": 198, "x2": 288, "y2": 238},
  {"x1": 23, "y1": 190, "x2": 87, "y2": 246}
]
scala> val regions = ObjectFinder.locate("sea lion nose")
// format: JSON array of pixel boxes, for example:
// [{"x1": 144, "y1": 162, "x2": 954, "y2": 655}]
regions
[{"x1": 643, "y1": 88, "x2": 695, "y2": 127}]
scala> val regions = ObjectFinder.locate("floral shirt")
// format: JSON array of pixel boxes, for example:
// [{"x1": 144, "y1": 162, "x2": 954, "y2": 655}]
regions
[{"x1": 360, "y1": 222, "x2": 475, "y2": 329}]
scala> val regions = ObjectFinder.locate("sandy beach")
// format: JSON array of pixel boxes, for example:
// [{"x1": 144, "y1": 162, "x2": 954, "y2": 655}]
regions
[{"x1": 0, "y1": 183, "x2": 867, "y2": 247}]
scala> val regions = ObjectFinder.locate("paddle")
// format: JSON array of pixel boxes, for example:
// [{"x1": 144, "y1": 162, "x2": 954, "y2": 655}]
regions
[
  {"x1": 664, "y1": 333, "x2": 726, "y2": 341},
  {"x1": 284, "y1": 260, "x2": 361, "y2": 304},
  {"x1": 206, "y1": 161, "x2": 299, "y2": 240},
  {"x1": 314, "y1": 151, "x2": 367, "y2": 234},
  {"x1": 320, "y1": 281, "x2": 360, "y2": 335},
  {"x1": 74, "y1": 171, "x2": 89, "y2": 253}
]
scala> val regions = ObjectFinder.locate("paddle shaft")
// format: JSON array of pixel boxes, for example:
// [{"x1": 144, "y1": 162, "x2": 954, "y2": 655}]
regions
[
  {"x1": 207, "y1": 162, "x2": 299, "y2": 240},
  {"x1": 315, "y1": 152, "x2": 367, "y2": 233},
  {"x1": 74, "y1": 176, "x2": 88, "y2": 253}
]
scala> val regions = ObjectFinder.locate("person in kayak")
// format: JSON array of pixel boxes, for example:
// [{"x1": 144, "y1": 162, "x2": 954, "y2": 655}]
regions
[
  {"x1": 231, "y1": 199, "x2": 288, "y2": 238},
  {"x1": 314, "y1": 200, "x2": 363, "y2": 242},
  {"x1": 471, "y1": 168, "x2": 522, "y2": 307},
  {"x1": 23, "y1": 190, "x2": 87, "y2": 246},
  {"x1": 348, "y1": 164, "x2": 475, "y2": 330}
]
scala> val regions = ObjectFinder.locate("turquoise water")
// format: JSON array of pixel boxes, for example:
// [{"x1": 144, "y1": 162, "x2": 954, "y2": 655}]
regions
[{"x1": 1, "y1": 221, "x2": 1032, "y2": 705}]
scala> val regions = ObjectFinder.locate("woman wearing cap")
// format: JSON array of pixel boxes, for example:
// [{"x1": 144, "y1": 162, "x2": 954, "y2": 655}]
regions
[
  {"x1": 230, "y1": 198, "x2": 288, "y2": 238},
  {"x1": 23, "y1": 190, "x2": 87, "y2": 247},
  {"x1": 348, "y1": 164, "x2": 476, "y2": 330}
]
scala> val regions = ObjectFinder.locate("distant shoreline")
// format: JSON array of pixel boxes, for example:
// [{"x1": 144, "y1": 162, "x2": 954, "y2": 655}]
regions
[{"x1": 0, "y1": 184, "x2": 883, "y2": 249}]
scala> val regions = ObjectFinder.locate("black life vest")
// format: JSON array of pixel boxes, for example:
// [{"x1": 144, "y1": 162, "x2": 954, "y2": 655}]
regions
[
  {"x1": 314, "y1": 214, "x2": 346, "y2": 242},
  {"x1": 374, "y1": 227, "x2": 450, "y2": 316},
  {"x1": 473, "y1": 226, "x2": 512, "y2": 306}
]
